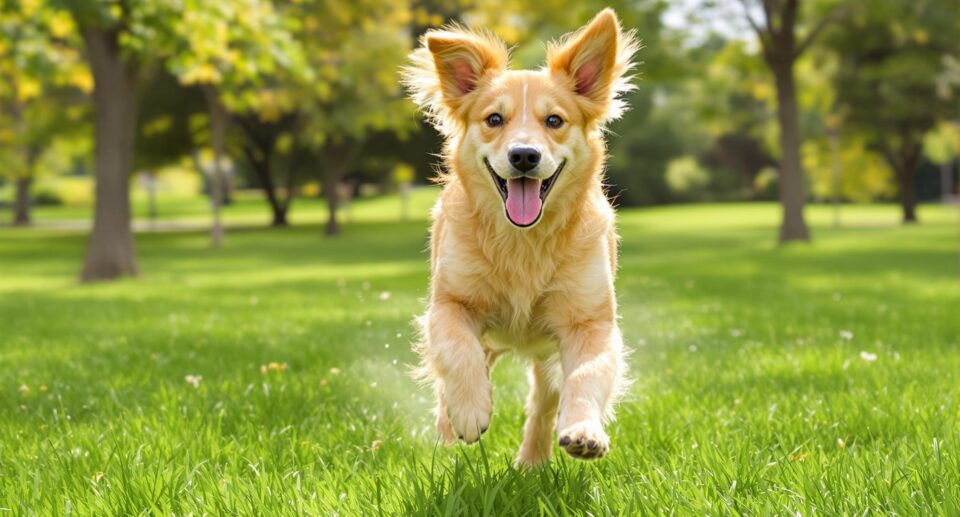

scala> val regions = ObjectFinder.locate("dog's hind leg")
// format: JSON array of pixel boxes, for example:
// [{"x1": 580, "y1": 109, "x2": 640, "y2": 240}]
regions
[{"x1": 515, "y1": 358, "x2": 561, "y2": 468}]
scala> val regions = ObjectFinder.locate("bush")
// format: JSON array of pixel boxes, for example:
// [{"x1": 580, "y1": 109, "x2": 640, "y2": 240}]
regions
[
  {"x1": 31, "y1": 185, "x2": 63, "y2": 206},
  {"x1": 665, "y1": 156, "x2": 710, "y2": 196}
]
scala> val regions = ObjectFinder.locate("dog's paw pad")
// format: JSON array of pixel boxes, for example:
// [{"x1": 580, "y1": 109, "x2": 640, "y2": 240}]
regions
[{"x1": 558, "y1": 421, "x2": 609, "y2": 460}]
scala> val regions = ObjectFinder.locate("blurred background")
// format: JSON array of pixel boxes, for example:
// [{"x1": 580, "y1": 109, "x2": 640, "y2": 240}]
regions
[
  {"x1": 0, "y1": 0, "x2": 958, "y2": 279},
  {"x1": 2, "y1": 3, "x2": 960, "y2": 511}
]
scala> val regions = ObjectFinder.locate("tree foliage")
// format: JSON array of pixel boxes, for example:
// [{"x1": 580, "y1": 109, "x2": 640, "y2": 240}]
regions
[{"x1": 827, "y1": 0, "x2": 960, "y2": 222}]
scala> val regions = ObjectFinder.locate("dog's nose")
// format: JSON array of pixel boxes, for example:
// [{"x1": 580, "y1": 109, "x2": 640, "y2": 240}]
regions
[{"x1": 508, "y1": 146, "x2": 541, "y2": 173}]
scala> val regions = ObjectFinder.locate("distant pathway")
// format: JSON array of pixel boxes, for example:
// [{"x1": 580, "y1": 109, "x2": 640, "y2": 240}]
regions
[{"x1": 2, "y1": 219, "x2": 217, "y2": 233}]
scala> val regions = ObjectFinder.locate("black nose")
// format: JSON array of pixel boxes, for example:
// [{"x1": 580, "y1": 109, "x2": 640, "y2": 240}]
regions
[{"x1": 508, "y1": 146, "x2": 541, "y2": 173}]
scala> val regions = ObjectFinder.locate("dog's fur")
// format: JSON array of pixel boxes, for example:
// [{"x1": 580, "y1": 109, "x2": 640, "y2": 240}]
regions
[{"x1": 402, "y1": 9, "x2": 638, "y2": 467}]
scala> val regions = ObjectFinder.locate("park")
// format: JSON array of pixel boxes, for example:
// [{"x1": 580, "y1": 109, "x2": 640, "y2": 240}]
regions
[{"x1": 2, "y1": 0, "x2": 960, "y2": 514}]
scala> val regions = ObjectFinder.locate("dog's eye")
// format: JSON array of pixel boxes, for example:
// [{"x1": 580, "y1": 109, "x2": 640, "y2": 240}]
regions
[
  {"x1": 485, "y1": 113, "x2": 504, "y2": 128},
  {"x1": 545, "y1": 115, "x2": 564, "y2": 129}
]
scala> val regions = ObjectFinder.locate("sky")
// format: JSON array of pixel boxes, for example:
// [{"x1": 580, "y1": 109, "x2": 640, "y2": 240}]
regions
[{"x1": 661, "y1": 0, "x2": 756, "y2": 46}]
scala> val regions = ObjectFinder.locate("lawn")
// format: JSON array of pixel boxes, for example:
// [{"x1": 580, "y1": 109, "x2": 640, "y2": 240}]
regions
[{"x1": 1, "y1": 197, "x2": 959, "y2": 514}]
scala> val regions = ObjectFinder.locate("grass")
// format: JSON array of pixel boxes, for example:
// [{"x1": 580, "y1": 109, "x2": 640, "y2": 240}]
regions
[
  {"x1": 1, "y1": 195, "x2": 959, "y2": 515},
  {"x1": 17, "y1": 188, "x2": 441, "y2": 228}
]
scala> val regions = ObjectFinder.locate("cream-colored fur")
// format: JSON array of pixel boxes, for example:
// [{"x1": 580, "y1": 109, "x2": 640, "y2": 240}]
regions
[{"x1": 402, "y1": 9, "x2": 639, "y2": 466}]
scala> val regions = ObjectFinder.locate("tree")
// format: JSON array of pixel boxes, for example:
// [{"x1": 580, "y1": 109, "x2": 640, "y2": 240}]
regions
[
  {"x1": 236, "y1": 110, "x2": 302, "y2": 227},
  {"x1": 735, "y1": 0, "x2": 849, "y2": 242},
  {"x1": 49, "y1": 1, "x2": 187, "y2": 280},
  {"x1": 290, "y1": 0, "x2": 417, "y2": 235},
  {"x1": 0, "y1": 1, "x2": 90, "y2": 225},
  {"x1": 46, "y1": 0, "x2": 304, "y2": 280},
  {"x1": 166, "y1": 0, "x2": 307, "y2": 244},
  {"x1": 828, "y1": 0, "x2": 960, "y2": 223}
]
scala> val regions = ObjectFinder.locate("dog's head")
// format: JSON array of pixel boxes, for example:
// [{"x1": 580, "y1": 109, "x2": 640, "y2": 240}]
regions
[{"x1": 404, "y1": 9, "x2": 638, "y2": 228}]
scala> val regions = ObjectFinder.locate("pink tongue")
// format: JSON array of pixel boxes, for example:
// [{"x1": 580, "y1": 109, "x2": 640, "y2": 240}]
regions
[{"x1": 505, "y1": 177, "x2": 543, "y2": 226}]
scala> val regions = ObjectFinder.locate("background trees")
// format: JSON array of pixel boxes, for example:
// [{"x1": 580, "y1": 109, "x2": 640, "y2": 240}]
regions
[
  {"x1": 166, "y1": 0, "x2": 308, "y2": 245},
  {"x1": 289, "y1": 0, "x2": 417, "y2": 236},
  {"x1": 732, "y1": 0, "x2": 850, "y2": 242},
  {"x1": 0, "y1": 1, "x2": 89, "y2": 226},
  {"x1": 826, "y1": 0, "x2": 960, "y2": 223},
  {"x1": 3, "y1": 0, "x2": 958, "y2": 280}
]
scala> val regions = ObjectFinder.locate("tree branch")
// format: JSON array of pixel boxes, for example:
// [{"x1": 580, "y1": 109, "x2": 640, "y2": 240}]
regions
[
  {"x1": 761, "y1": 0, "x2": 777, "y2": 36},
  {"x1": 794, "y1": 2, "x2": 851, "y2": 59},
  {"x1": 737, "y1": 0, "x2": 773, "y2": 60}
]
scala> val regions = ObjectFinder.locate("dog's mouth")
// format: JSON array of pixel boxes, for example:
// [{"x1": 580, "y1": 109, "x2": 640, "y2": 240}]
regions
[{"x1": 484, "y1": 158, "x2": 565, "y2": 228}]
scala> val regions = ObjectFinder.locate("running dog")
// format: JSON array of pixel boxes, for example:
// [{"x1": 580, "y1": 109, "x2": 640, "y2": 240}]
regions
[{"x1": 403, "y1": 9, "x2": 638, "y2": 466}]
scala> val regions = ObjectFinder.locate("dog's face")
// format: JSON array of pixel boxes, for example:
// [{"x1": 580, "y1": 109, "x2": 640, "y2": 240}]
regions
[{"x1": 404, "y1": 9, "x2": 637, "y2": 228}]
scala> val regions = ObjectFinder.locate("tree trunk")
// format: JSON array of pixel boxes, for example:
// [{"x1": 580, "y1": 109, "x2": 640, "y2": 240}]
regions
[
  {"x1": 203, "y1": 86, "x2": 228, "y2": 247},
  {"x1": 897, "y1": 163, "x2": 919, "y2": 224},
  {"x1": 145, "y1": 172, "x2": 157, "y2": 225},
  {"x1": 272, "y1": 204, "x2": 288, "y2": 226},
  {"x1": 12, "y1": 176, "x2": 32, "y2": 226},
  {"x1": 9, "y1": 100, "x2": 33, "y2": 226},
  {"x1": 322, "y1": 141, "x2": 359, "y2": 236},
  {"x1": 943, "y1": 162, "x2": 955, "y2": 204},
  {"x1": 772, "y1": 61, "x2": 810, "y2": 242},
  {"x1": 80, "y1": 27, "x2": 139, "y2": 282},
  {"x1": 323, "y1": 166, "x2": 342, "y2": 236},
  {"x1": 829, "y1": 125, "x2": 841, "y2": 228},
  {"x1": 240, "y1": 143, "x2": 288, "y2": 226},
  {"x1": 884, "y1": 139, "x2": 921, "y2": 224}
]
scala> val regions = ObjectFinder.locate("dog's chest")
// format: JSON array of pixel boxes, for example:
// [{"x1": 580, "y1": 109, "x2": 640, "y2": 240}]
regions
[{"x1": 438, "y1": 228, "x2": 562, "y2": 325}]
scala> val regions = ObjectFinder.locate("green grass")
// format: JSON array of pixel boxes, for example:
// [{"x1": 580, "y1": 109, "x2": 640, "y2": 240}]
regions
[
  {"x1": 2, "y1": 197, "x2": 959, "y2": 515},
  {"x1": 20, "y1": 188, "x2": 441, "y2": 227}
]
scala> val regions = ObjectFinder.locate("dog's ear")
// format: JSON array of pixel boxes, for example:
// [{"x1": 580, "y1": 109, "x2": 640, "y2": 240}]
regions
[
  {"x1": 547, "y1": 9, "x2": 640, "y2": 123},
  {"x1": 426, "y1": 31, "x2": 507, "y2": 103},
  {"x1": 402, "y1": 27, "x2": 508, "y2": 134}
]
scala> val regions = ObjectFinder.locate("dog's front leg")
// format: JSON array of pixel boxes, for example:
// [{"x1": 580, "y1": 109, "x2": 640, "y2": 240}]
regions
[
  {"x1": 424, "y1": 300, "x2": 491, "y2": 444},
  {"x1": 555, "y1": 320, "x2": 624, "y2": 460}
]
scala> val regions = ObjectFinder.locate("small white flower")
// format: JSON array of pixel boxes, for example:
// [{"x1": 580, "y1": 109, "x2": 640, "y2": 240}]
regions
[
  {"x1": 859, "y1": 351, "x2": 878, "y2": 362},
  {"x1": 184, "y1": 375, "x2": 203, "y2": 388},
  {"x1": 379, "y1": 291, "x2": 391, "y2": 301},
  {"x1": 840, "y1": 330, "x2": 854, "y2": 341}
]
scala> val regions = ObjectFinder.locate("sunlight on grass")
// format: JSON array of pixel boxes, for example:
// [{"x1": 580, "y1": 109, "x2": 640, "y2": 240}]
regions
[{"x1": 1, "y1": 201, "x2": 959, "y2": 514}]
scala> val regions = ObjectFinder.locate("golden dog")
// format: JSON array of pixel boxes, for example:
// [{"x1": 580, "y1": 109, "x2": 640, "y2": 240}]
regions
[{"x1": 403, "y1": 9, "x2": 638, "y2": 467}]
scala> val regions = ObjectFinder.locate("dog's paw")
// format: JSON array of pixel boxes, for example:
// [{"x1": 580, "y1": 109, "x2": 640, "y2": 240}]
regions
[
  {"x1": 557, "y1": 420, "x2": 609, "y2": 460},
  {"x1": 445, "y1": 388, "x2": 491, "y2": 444}
]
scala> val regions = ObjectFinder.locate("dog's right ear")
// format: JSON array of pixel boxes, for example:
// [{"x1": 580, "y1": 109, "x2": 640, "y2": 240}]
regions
[{"x1": 403, "y1": 28, "x2": 508, "y2": 133}]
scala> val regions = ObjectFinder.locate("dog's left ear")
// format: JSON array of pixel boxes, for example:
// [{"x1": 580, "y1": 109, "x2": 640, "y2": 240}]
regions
[{"x1": 547, "y1": 9, "x2": 639, "y2": 123}]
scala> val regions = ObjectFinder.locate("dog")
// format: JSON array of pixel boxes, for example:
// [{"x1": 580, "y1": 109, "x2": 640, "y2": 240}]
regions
[{"x1": 402, "y1": 9, "x2": 638, "y2": 467}]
